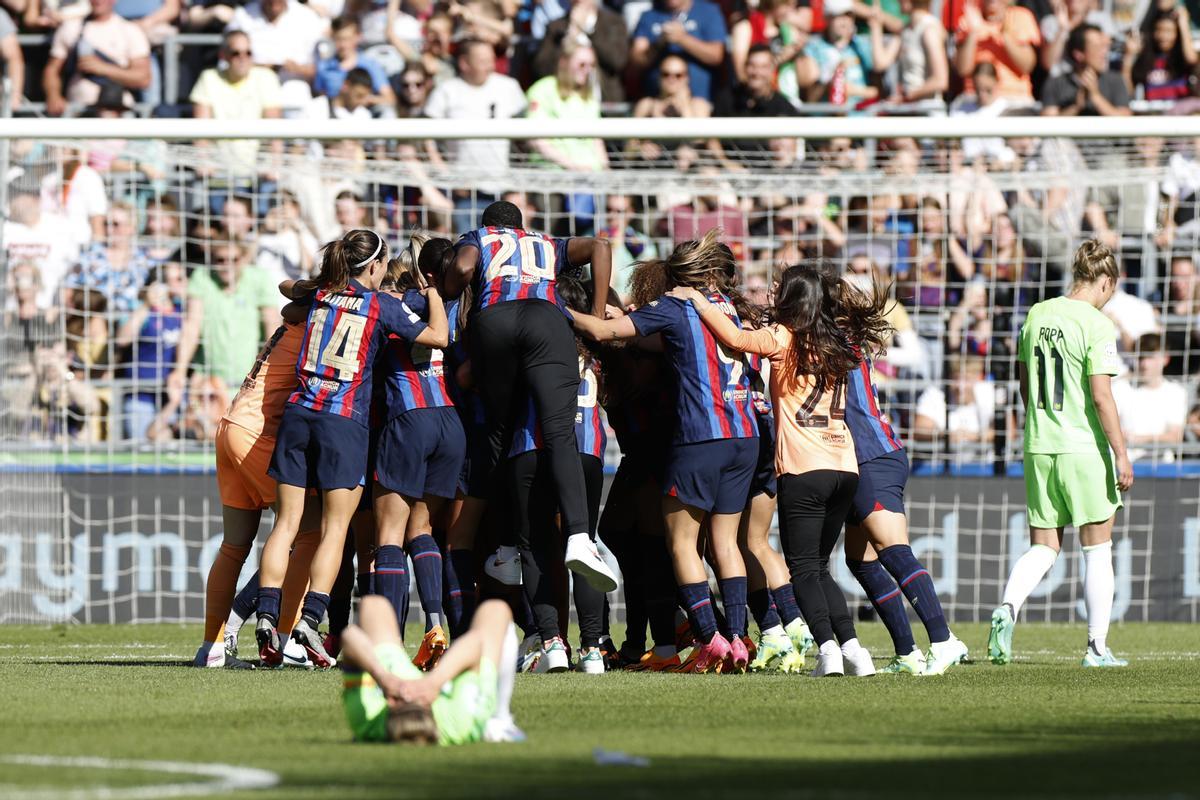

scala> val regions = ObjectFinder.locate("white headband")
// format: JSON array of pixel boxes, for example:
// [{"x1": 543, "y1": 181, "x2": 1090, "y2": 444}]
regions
[{"x1": 352, "y1": 230, "x2": 383, "y2": 268}]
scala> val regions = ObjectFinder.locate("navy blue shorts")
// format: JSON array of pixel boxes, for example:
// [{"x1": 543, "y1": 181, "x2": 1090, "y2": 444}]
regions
[
  {"x1": 268, "y1": 404, "x2": 368, "y2": 491},
  {"x1": 664, "y1": 437, "x2": 759, "y2": 515},
  {"x1": 750, "y1": 415, "x2": 777, "y2": 499},
  {"x1": 376, "y1": 406, "x2": 466, "y2": 500},
  {"x1": 846, "y1": 448, "x2": 910, "y2": 525}
]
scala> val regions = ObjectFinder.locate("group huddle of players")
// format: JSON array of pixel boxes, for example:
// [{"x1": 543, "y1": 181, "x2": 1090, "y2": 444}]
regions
[{"x1": 197, "y1": 197, "x2": 1143, "y2": 746}]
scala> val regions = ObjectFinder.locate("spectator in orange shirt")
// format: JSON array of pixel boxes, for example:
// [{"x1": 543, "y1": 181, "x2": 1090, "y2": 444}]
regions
[{"x1": 953, "y1": 0, "x2": 1040, "y2": 102}]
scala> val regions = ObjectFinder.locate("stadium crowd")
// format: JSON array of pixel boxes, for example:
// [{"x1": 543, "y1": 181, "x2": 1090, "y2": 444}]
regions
[{"x1": 2, "y1": 0, "x2": 1200, "y2": 463}]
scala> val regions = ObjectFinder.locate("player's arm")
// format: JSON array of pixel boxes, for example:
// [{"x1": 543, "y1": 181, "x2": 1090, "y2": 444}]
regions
[
  {"x1": 386, "y1": 626, "x2": 487, "y2": 708},
  {"x1": 572, "y1": 311, "x2": 638, "y2": 342},
  {"x1": 1089, "y1": 373, "x2": 1134, "y2": 491},
  {"x1": 1018, "y1": 361, "x2": 1029, "y2": 410},
  {"x1": 444, "y1": 244, "x2": 478, "y2": 301},
  {"x1": 670, "y1": 286, "x2": 778, "y2": 356},
  {"x1": 413, "y1": 286, "x2": 449, "y2": 349},
  {"x1": 339, "y1": 624, "x2": 410, "y2": 697},
  {"x1": 281, "y1": 300, "x2": 309, "y2": 325},
  {"x1": 565, "y1": 237, "x2": 612, "y2": 318}
]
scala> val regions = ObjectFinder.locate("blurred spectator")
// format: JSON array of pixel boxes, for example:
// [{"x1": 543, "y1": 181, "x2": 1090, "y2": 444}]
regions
[
  {"x1": 314, "y1": 16, "x2": 396, "y2": 108},
  {"x1": 170, "y1": 240, "x2": 281, "y2": 394},
  {"x1": 533, "y1": 0, "x2": 628, "y2": 103},
  {"x1": 116, "y1": 267, "x2": 182, "y2": 440},
  {"x1": 729, "y1": 0, "x2": 812, "y2": 104},
  {"x1": 81, "y1": 85, "x2": 169, "y2": 189},
  {"x1": 953, "y1": 63, "x2": 1015, "y2": 163},
  {"x1": 60, "y1": 288, "x2": 113, "y2": 442},
  {"x1": 527, "y1": 42, "x2": 607, "y2": 171},
  {"x1": 394, "y1": 62, "x2": 431, "y2": 117},
  {"x1": 140, "y1": 196, "x2": 183, "y2": 264},
  {"x1": 1102, "y1": 263, "x2": 1160, "y2": 352},
  {"x1": 4, "y1": 191, "x2": 76, "y2": 309},
  {"x1": 0, "y1": 7, "x2": 24, "y2": 109},
  {"x1": 1004, "y1": 130, "x2": 1087, "y2": 284},
  {"x1": 914, "y1": 354, "x2": 996, "y2": 453},
  {"x1": 711, "y1": 44, "x2": 802, "y2": 166},
  {"x1": 1085, "y1": 136, "x2": 1164, "y2": 264},
  {"x1": 660, "y1": 172, "x2": 748, "y2": 259},
  {"x1": 1040, "y1": 24, "x2": 1131, "y2": 116},
  {"x1": 953, "y1": 0, "x2": 1040, "y2": 103},
  {"x1": 257, "y1": 190, "x2": 318, "y2": 282},
  {"x1": 869, "y1": 0, "x2": 949, "y2": 104},
  {"x1": 1167, "y1": 253, "x2": 1200, "y2": 316},
  {"x1": 946, "y1": 281, "x2": 993, "y2": 356},
  {"x1": 313, "y1": 66, "x2": 376, "y2": 119},
  {"x1": 597, "y1": 194, "x2": 659, "y2": 302},
  {"x1": 630, "y1": 0, "x2": 727, "y2": 104},
  {"x1": 5, "y1": 261, "x2": 57, "y2": 359},
  {"x1": 375, "y1": 0, "x2": 433, "y2": 59},
  {"x1": 804, "y1": 0, "x2": 877, "y2": 105},
  {"x1": 424, "y1": 38, "x2": 527, "y2": 231},
  {"x1": 40, "y1": 151, "x2": 108, "y2": 249},
  {"x1": 227, "y1": 0, "x2": 326, "y2": 103},
  {"x1": 846, "y1": 254, "x2": 929, "y2": 378},
  {"x1": 1040, "y1": 0, "x2": 1116, "y2": 76},
  {"x1": 627, "y1": 53, "x2": 711, "y2": 169},
  {"x1": 1159, "y1": 136, "x2": 1200, "y2": 247},
  {"x1": 42, "y1": 0, "x2": 152, "y2": 116},
  {"x1": 1112, "y1": 333, "x2": 1187, "y2": 456},
  {"x1": 903, "y1": 195, "x2": 973, "y2": 307},
  {"x1": 448, "y1": 0, "x2": 513, "y2": 56},
  {"x1": 190, "y1": 30, "x2": 283, "y2": 177},
  {"x1": 401, "y1": 9, "x2": 454, "y2": 84},
  {"x1": 62, "y1": 201, "x2": 155, "y2": 315},
  {"x1": 115, "y1": 0, "x2": 181, "y2": 46},
  {"x1": 530, "y1": 0, "x2": 567, "y2": 41},
  {"x1": 1123, "y1": 3, "x2": 1197, "y2": 102}
]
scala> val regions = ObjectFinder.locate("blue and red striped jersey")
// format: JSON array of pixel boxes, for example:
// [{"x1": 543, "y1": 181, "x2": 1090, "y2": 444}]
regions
[
  {"x1": 746, "y1": 352, "x2": 772, "y2": 417},
  {"x1": 456, "y1": 226, "x2": 574, "y2": 312},
  {"x1": 845, "y1": 357, "x2": 905, "y2": 463},
  {"x1": 629, "y1": 293, "x2": 758, "y2": 445},
  {"x1": 289, "y1": 280, "x2": 426, "y2": 426},
  {"x1": 442, "y1": 298, "x2": 487, "y2": 433},
  {"x1": 381, "y1": 289, "x2": 453, "y2": 417},
  {"x1": 574, "y1": 361, "x2": 607, "y2": 459},
  {"x1": 508, "y1": 358, "x2": 606, "y2": 459}
]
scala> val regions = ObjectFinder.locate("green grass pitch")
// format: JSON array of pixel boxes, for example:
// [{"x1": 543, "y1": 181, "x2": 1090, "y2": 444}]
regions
[{"x1": 2, "y1": 622, "x2": 1197, "y2": 799}]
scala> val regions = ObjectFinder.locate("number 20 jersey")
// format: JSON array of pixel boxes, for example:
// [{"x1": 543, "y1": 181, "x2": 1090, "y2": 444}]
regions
[
  {"x1": 457, "y1": 226, "x2": 573, "y2": 311},
  {"x1": 289, "y1": 280, "x2": 428, "y2": 426},
  {"x1": 1017, "y1": 295, "x2": 1120, "y2": 455},
  {"x1": 628, "y1": 293, "x2": 757, "y2": 445}
]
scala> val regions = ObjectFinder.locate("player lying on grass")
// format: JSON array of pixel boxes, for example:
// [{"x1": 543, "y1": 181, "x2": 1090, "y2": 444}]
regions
[
  {"x1": 341, "y1": 595, "x2": 524, "y2": 744},
  {"x1": 990, "y1": 239, "x2": 1133, "y2": 669}
]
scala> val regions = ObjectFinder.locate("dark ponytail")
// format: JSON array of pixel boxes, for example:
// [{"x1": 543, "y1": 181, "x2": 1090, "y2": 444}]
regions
[{"x1": 301, "y1": 229, "x2": 388, "y2": 294}]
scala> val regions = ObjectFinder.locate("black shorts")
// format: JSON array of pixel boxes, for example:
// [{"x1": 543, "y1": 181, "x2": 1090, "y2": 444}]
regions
[
  {"x1": 846, "y1": 448, "x2": 909, "y2": 525},
  {"x1": 750, "y1": 414, "x2": 777, "y2": 500},
  {"x1": 664, "y1": 437, "x2": 758, "y2": 515},
  {"x1": 268, "y1": 404, "x2": 368, "y2": 491},
  {"x1": 375, "y1": 406, "x2": 466, "y2": 500}
]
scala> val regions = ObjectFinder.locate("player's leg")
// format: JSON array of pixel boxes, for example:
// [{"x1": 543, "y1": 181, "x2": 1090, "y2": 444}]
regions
[
  {"x1": 634, "y1": 474, "x2": 681, "y2": 671},
  {"x1": 663, "y1": 495, "x2": 730, "y2": 673},
  {"x1": 445, "y1": 494, "x2": 484, "y2": 635},
  {"x1": 844, "y1": 525, "x2": 922, "y2": 674},
  {"x1": 1079, "y1": 515, "x2": 1125, "y2": 666},
  {"x1": 196, "y1": 504, "x2": 261, "y2": 668},
  {"x1": 991, "y1": 454, "x2": 1066, "y2": 665},
  {"x1": 777, "y1": 470, "x2": 845, "y2": 676},
  {"x1": 518, "y1": 301, "x2": 615, "y2": 591},
  {"x1": 819, "y1": 472, "x2": 874, "y2": 677},
  {"x1": 409, "y1": 495, "x2": 450, "y2": 670},
  {"x1": 597, "y1": 456, "x2": 648, "y2": 665},
  {"x1": 520, "y1": 455, "x2": 570, "y2": 672},
  {"x1": 374, "y1": 485, "x2": 414, "y2": 635},
  {"x1": 255, "y1": 482, "x2": 307, "y2": 666},
  {"x1": 473, "y1": 600, "x2": 524, "y2": 742},
  {"x1": 323, "y1": 533, "x2": 358, "y2": 660},
  {"x1": 573, "y1": 453, "x2": 608, "y2": 674}
]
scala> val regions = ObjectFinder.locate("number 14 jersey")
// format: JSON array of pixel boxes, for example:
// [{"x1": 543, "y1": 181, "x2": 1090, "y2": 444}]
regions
[
  {"x1": 1018, "y1": 295, "x2": 1121, "y2": 455},
  {"x1": 457, "y1": 226, "x2": 574, "y2": 312},
  {"x1": 290, "y1": 280, "x2": 428, "y2": 426}
]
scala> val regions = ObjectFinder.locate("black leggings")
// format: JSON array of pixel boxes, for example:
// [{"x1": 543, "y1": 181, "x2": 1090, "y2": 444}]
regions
[
  {"x1": 514, "y1": 451, "x2": 606, "y2": 648},
  {"x1": 469, "y1": 300, "x2": 589, "y2": 541},
  {"x1": 777, "y1": 470, "x2": 859, "y2": 647}
]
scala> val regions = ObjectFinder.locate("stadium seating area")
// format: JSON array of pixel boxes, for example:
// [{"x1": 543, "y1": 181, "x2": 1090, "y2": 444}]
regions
[{"x1": 2, "y1": 0, "x2": 1200, "y2": 466}]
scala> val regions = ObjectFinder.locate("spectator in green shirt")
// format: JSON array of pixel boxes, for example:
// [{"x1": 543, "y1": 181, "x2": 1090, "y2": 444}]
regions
[
  {"x1": 525, "y1": 41, "x2": 608, "y2": 172},
  {"x1": 170, "y1": 240, "x2": 282, "y2": 394}
]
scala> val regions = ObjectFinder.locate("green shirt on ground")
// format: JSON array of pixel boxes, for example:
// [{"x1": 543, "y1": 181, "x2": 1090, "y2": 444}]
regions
[
  {"x1": 1018, "y1": 295, "x2": 1121, "y2": 455},
  {"x1": 188, "y1": 265, "x2": 276, "y2": 387}
]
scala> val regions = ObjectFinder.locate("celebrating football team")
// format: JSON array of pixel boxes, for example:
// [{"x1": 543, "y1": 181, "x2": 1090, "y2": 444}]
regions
[{"x1": 192, "y1": 201, "x2": 1130, "y2": 746}]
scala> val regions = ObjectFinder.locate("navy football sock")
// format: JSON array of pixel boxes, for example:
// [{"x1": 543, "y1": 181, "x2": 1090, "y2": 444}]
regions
[
  {"x1": 718, "y1": 577, "x2": 748, "y2": 639},
  {"x1": 300, "y1": 591, "x2": 330, "y2": 629},
  {"x1": 356, "y1": 571, "x2": 373, "y2": 598},
  {"x1": 678, "y1": 582, "x2": 718, "y2": 643},
  {"x1": 231, "y1": 572, "x2": 260, "y2": 621},
  {"x1": 374, "y1": 544, "x2": 409, "y2": 632},
  {"x1": 255, "y1": 586, "x2": 281, "y2": 626},
  {"x1": 748, "y1": 587, "x2": 781, "y2": 632},
  {"x1": 408, "y1": 534, "x2": 444, "y2": 631},
  {"x1": 878, "y1": 545, "x2": 950, "y2": 644},
  {"x1": 848, "y1": 558, "x2": 916, "y2": 655},
  {"x1": 445, "y1": 548, "x2": 477, "y2": 637},
  {"x1": 770, "y1": 583, "x2": 801, "y2": 627}
]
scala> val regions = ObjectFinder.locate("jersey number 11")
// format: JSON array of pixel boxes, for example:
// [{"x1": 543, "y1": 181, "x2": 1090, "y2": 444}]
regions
[{"x1": 1035, "y1": 348, "x2": 1064, "y2": 411}]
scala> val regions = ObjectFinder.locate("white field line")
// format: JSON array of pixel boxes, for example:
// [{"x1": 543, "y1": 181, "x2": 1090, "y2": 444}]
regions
[{"x1": 0, "y1": 754, "x2": 279, "y2": 800}]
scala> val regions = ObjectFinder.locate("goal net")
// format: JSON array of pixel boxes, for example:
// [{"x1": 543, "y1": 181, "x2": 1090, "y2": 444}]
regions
[{"x1": 1, "y1": 120, "x2": 1198, "y2": 625}]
